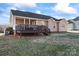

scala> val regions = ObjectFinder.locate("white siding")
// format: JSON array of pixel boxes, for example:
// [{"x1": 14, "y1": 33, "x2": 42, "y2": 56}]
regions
[
  {"x1": 67, "y1": 23, "x2": 73, "y2": 31},
  {"x1": 74, "y1": 21, "x2": 79, "y2": 29}
]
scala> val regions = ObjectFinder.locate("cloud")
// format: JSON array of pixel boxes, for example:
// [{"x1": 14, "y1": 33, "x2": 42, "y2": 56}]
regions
[
  {"x1": 36, "y1": 10, "x2": 41, "y2": 14},
  {"x1": 0, "y1": 0, "x2": 79, "y2": 3},
  {"x1": 6, "y1": 3, "x2": 37, "y2": 11},
  {"x1": 53, "y1": 3, "x2": 77, "y2": 14},
  {"x1": 55, "y1": 0, "x2": 79, "y2": 3},
  {"x1": 21, "y1": 3, "x2": 37, "y2": 8},
  {"x1": 12, "y1": 3, "x2": 37, "y2": 9}
]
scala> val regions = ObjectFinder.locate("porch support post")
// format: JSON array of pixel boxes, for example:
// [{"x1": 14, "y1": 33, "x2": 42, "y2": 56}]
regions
[
  {"x1": 24, "y1": 18, "x2": 26, "y2": 24},
  {"x1": 14, "y1": 16, "x2": 16, "y2": 36},
  {"x1": 29, "y1": 18, "x2": 30, "y2": 26}
]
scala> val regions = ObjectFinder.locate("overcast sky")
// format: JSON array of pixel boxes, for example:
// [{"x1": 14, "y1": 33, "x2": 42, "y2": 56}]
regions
[{"x1": 0, "y1": 3, "x2": 79, "y2": 24}]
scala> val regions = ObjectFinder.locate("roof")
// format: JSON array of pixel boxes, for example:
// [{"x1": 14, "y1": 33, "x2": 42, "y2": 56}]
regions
[
  {"x1": 72, "y1": 16, "x2": 79, "y2": 21},
  {"x1": 11, "y1": 10, "x2": 53, "y2": 19},
  {"x1": 52, "y1": 18, "x2": 65, "y2": 21},
  {"x1": 67, "y1": 20, "x2": 74, "y2": 23},
  {"x1": 55, "y1": 19, "x2": 63, "y2": 21}
]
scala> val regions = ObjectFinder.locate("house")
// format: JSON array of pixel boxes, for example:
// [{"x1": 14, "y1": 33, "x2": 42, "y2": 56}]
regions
[
  {"x1": 67, "y1": 20, "x2": 74, "y2": 31},
  {"x1": 10, "y1": 10, "x2": 68, "y2": 35},
  {"x1": 73, "y1": 21, "x2": 79, "y2": 30},
  {"x1": 72, "y1": 16, "x2": 79, "y2": 30},
  {"x1": 67, "y1": 16, "x2": 79, "y2": 31},
  {"x1": 56, "y1": 19, "x2": 68, "y2": 32}
]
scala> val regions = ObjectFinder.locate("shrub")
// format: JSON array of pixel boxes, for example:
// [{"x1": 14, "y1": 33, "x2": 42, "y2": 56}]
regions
[{"x1": 5, "y1": 27, "x2": 14, "y2": 35}]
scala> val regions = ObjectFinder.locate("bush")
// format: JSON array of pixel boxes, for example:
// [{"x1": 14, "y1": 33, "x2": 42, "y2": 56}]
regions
[{"x1": 5, "y1": 27, "x2": 14, "y2": 35}]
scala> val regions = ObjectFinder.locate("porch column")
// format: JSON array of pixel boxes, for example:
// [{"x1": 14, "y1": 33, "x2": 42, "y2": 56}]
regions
[
  {"x1": 29, "y1": 18, "x2": 30, "y2": 26},
  {"x1": 14, "y1": 16, "x2": 16, "y2": 29},
  {"x1": 24, "y1": 18, "x2": 26, "y2": 24},
  {"x1": 13, "y1": 16, "x2": 16, "y2": 36}
]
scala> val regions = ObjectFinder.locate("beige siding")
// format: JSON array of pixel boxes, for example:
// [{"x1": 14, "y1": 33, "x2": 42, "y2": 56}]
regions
[
  {"x1": 16, "y1": 18, "x2": 24, "y2": 25},
  {"x1": 59, "y1": 20, "x2": 67, "y2": 32},
  {"x1": 25, "y1": 19, "x2": 29, "y2": 25},
  {"x1": 44, "y1": 21, "x2": 48, "y2": 26},
  {"x1": 48, "y1": 19, "x2": 57, "y2": 32},
  {"x1": 36, "y1": 20, "x2": 46, "y2": 25},
  {"x1": 30, "y1": 20, "x2": 36, "y2": 25},
  {"x1": 48, "y1": 19, "x2": 67, "y2": 32}
]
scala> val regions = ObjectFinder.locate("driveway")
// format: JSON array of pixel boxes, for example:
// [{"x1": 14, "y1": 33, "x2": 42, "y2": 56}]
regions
[{"x1": 67, "y1": 30, "x2": 79, "y2": 33}]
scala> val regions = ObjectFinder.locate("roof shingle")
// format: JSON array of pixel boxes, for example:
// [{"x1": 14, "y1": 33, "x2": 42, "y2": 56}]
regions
[{"x1": 11, "y1": 10, "x2": 52, "y2": 19}]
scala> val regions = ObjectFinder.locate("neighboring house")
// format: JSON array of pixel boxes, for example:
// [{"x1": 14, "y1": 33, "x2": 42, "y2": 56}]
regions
[
  {"x1": 73, "y1": 20, "x2": 79, "y2": 30},
  {"x1": 67, "y1": 20, "x2": 74, "y2": 31},
  {"x1": 10, "y1": 10, "x2": 68, "y2": 34},
  {"x1": 69, "y1": 17, "x2": 79, "y2": 30}
]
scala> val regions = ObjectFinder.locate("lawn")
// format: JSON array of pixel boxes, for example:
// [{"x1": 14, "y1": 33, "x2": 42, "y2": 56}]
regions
[{"x1": 0, "y1": 32, "x2": 79, "y2": 56}]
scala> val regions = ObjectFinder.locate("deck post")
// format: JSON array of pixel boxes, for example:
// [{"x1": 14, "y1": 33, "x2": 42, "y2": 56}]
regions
[
  {"x1": 29, "y1": 18, "x2": 30, "y2": 26},
  {"x1": 24, "y1": 18, "x2": 26, "y2": 24}
]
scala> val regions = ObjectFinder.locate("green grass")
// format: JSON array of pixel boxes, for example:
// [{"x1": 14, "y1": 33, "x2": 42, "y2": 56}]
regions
[{"x1": 0, "y1": 33, "x2": 79, "y2": 56}]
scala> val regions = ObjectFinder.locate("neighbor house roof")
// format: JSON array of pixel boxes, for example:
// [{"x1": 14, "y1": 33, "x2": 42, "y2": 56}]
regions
[
  {"x1": 67, "y1": 20, "x2": 74, "y2": 23},
  {"x1": 72, "y1": 16, "x2": 79, "y2": 21},
  {"x1": 11, "y1": 10, "x2": 53, "y2": 19},
  {"x1": 54, "y1": 19, "x2": 63, "y2": 21}
]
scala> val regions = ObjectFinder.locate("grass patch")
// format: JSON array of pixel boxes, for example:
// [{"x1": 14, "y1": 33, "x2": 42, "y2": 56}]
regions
[{"x1": 0, "y1": 33, "x2": 79, "y2": 55}]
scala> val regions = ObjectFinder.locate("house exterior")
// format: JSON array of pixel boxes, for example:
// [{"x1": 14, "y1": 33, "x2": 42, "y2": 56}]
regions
[
  {"x1": 67, "y1": 20, "x2": 74, "y2": 31},
  {"x1": 10, "y1": 10, "x2": 67, "y2": 34},
  {"x1": 67, "y1": 17, "x2": 79, "y2": 30},
  {"x1": 48, "y1": 18, "x2": 68, "y2": 32},
  {"x1": 57, "y1": 19, "x2": 68, "y2": 32},
  {"x1": 73, "y1": 20, "x2": 79, "y2": 30},
  {"x1": 67, "y1": 19, "x2": 79, "y2": 31}
]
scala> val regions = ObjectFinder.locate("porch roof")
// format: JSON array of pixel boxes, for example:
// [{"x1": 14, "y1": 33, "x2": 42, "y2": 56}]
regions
[{"x1": 11, "y1": 10, "x2": 53, "y2": 20}]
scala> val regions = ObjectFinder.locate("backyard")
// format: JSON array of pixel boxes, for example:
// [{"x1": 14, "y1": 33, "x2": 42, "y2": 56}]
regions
[{"x1": 0, "y1": 32, "x2": 79, "y2": 56}]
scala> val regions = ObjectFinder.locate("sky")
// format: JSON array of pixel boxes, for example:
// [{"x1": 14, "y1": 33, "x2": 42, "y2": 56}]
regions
[{"x1": 0, "y1": 3, "x2": 79, "y2": 25}]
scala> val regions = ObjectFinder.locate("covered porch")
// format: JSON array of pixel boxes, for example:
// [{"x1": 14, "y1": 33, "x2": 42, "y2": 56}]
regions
[
  {"x1": 15, "y1": 16, "x2": 48, "y2": 26},
  {"x1": 13, "y1": 16, "x2": 48, "y2": 36}
]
